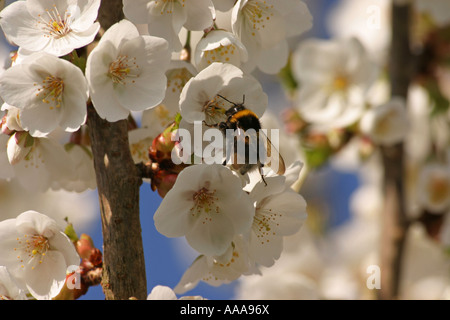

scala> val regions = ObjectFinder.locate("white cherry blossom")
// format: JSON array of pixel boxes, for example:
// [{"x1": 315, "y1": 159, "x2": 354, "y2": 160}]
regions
[
  {"x1": 0, "y1": 132, "x2": 75, "y2": 192},
  {"x1": 86, "y1": 19, "x2": 170, "y2": 122},
  {"x1": 0, "y1": 52, "x2": 89, "y2": 136},
  {"x1": 360, "y1": 97, "x2": 409, "y2": 146},
  {"x1": 141, "y1": 60, "x2": 197, "y2": 134},
  {"x1": 7, "y1": 131, "x2": 34, "y2": 166},
  {"x1": 232, "y1": 0, "x2": 312, "y2": 74},
  {"x1": 1, "y1": 104, "x2": 22, "y2": 134},
  {"x1": 179, "y1": 62, "x2": 267, "y2": 126},
  {"x1": 417, "y1": 163, "x2": 450, "y2": 214},
  {"x1": 248, "y1": 175, "x2": 307, "y2": 267},
  {"x1": 0, "y1": 210, "x2": 80, "y2": 300},
  {"x1": 292, "y1": 37, "x2": 378, "y2": 131},
  {"x1": 174, "y1": 235, "x2": 257, "y2": 294},
  {"x1": 0, "y1": 0, "x2": 101, "y2": 57},
  {"x1": 194, "y1": 29, "x2": 248, "y2": 71},
  {"x1": 123, "y1": 0, "x2": 215, "y2": 52},
  {"x1": 52, "y1": 143, "x2": 96, "y2": 192},
  {"x1": 153, "y1": 164, "x2": 255, "y2": 256}
]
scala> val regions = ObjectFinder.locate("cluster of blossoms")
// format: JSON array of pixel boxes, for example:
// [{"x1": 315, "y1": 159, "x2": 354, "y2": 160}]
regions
[
  {"x1": 0, "y1": 0, "x2": 312, "y2": 299},
  {"x1": 282, "y1": 1, "x2": 450, "y2": 224},
  {"x1": 242, "y1": 0, "x2": 450, "y2": 300}
]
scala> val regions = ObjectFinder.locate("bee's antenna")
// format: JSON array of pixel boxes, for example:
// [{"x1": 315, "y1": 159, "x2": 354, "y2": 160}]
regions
[
  {"x1": 242, "y1": 94, "x2": 245, "y2": 105},
  {"x1": 217, "y1": 94, "x2": 238, "y2": 106}
]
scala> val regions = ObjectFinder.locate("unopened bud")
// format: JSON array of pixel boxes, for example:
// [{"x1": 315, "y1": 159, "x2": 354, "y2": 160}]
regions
[
  {"x1": 3, "y1": 107, "x2": 23, "y2": 132},
  {"x1": 76, "y1": 234, "x2": 95, "y2": 260},
  {"x1": 156, "y1": 172, "x2": 178, "y2": 198},
  {"x1": 149, "y1": 128, "x2": 178, "y2": 167},
  {"x1": 1, "y1": 115, "x2": 13, "y2": 135},
  {"x1": 7, "y1": 131, "x2": 34, "y2": 165}
]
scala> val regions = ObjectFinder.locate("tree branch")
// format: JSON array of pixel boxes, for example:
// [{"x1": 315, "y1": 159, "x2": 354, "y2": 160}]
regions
[
  {"x1": 86, "y1": 1, "x2": 147, "y2": 300},
  {"x1": 379, "y1": 3, "x2": 412, "y2": 300}
]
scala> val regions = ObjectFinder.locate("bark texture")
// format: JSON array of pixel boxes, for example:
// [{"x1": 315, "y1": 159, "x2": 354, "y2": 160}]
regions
[{"x1": 87, "y1": 1, "x2": 147, "y2": 300}]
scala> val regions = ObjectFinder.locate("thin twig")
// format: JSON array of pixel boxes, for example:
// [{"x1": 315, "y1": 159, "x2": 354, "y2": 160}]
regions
[{"x1": 379, "y1": 2, "x2": 412, "y2": 300}]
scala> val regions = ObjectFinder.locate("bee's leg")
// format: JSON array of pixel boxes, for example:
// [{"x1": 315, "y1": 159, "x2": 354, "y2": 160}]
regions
[
  {"x1": 202, "y1": 120, "x2": 219, "y2": 128},
  {"x1": 260, "y1": 165, "x2": 267, "y2": 186}
]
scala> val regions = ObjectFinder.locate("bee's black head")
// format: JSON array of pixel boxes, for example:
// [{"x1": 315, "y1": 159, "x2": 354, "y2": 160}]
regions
[{"x1": 225, "y1": 104, "x2": 246, "y2": 116}]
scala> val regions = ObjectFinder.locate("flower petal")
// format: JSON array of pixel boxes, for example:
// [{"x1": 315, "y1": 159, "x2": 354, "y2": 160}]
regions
[
  {"x1": 123, "y1": 0, "x2": 152, "y2": 24},
  {"x1": 0, "y1": 2, "x2": 48, "y2": 52},
  {"x1": 23, "y1": 250, "x2": 67, "y2": 300},
  {"x1": 183, "y1": 0, "x2": 214, "y2": 31},
  {"x1": 147, "y1": 3, "x2": 186, "y2": 51},
  {"x1": 0, "y1": 63, "x2": 44, "y2": 110},
  {"x1": 99, "y1": 19, "x2": 140, "y2": 47},
  {"x1": 255, "y1": 40, "x2": 289, "y2": 75},
  {"x1": 186, "y1": 211, "x2": 236, "y2": 256},
  {"x1": 69, "y1": 0, "x2": 101, "y2": 31},
  {"x1": 19, "y1": 105, "x2": 60, "y2": 136}
]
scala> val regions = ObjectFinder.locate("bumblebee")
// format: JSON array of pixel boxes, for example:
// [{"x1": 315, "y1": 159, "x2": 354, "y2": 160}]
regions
[{"x1": 211, "y1": 95, "x2": 286, "y2": 184}]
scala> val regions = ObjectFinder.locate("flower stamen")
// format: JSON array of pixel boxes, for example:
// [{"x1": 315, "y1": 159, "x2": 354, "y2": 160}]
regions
[
  {"x1": 202, "y1": 96, "x2": 228, "y2": 125},
  {"x1": 109, "y1": 55, "x2": 140, "y2": 85},
  {"x1": 253, "y1": 208, "x2": 280, "y2": 245},
  {"x1": 35, "y1": 76, "x2": 64, "y2": 110},
  {"x1": 154, "y1": 0, "x2": 184, "y2": 15},
  {"x1": 37, "y1": 5, "x2": 72, "y2": 39},
  {"x1": 332, "y1": 74, "x2": 349, "y2": 92},
  {"x1": 203, "y1": 44, "x2": 237, "y2": 65},
  {"x1": 242, "y1": 1, "x2": 274, "y2": 36},
  {"x1": 14, "y1": 234, "x2": 49, "y2": 270},
  {"x1": 190, "y1": 186, "x2": 219, "y2": 219}
]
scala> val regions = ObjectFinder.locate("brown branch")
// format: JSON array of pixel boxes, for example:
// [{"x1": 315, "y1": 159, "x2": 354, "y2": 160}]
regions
[
  {"x1": 86, "y1": 1, "x2": 147, "y2": 300},
  {"x1": 379, "y1": 3, "x2": 412, "y2": 300},
  {"x1": 97, "y1": 0, "x2": 125, "y2": 31}
]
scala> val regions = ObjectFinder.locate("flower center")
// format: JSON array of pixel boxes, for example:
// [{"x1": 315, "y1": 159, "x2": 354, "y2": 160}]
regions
[
  {"x1": 202, "y1": 96, "x2": 228, "y2": 126},
  {"x1": 203, "y1": 44, "x2": 238, "y2": 65},
  {"x1": 14, "y1": 234, "x2": 49, "y2": 270},
  {"x1": 37, "y1": 5, "x2": 72, "y2": 39},
  {"x1": 167, "y1": 68, "x2": 192, "y2": 94},
  {"x1": 242, "y1": 0, "x2": 274, "y2": 37},
  {"x1": 190, "y1": 186, "x2": 219, "y2": 218},
  {"x1": 109, "y1": 55, "x2": 140, "y2": 85},
  {"x1": 253, "y1": 208, "x2": 280, "y2": 245},
  {"x1": 373, "y1": 110, "x2": 397, "y2": 136},
  {"x1": 35, "y1": 76, "x2": 64, "y2": 110},
  {"x1": 153, "y1": 0, "x2": 184, "y2": 15},
  {"x1": 332, "y1": 74, "x2": 350, "y2": 92}
]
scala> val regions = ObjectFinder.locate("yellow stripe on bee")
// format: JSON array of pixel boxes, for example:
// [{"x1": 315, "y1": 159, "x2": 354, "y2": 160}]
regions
[{"x1": 230, "y1": 109, "x2": 258, "y2": 123}]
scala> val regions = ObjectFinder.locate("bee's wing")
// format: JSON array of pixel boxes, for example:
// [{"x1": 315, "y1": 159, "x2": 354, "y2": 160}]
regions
[
  {"x1": 258, "y1": 129, "x2": 286, "y2": 175},
  {"x1": 224, "y1": 127, "x2": 259, "y2": 168},
  {"x1": 236, "y1": 127, "x2": 259, "y2": 165}
]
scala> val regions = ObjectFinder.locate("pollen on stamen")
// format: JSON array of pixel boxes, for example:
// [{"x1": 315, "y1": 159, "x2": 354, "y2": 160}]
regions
[
  {"x1": 35, "y1": 76, "x2": 64, "y2": 110},
  {"x1": 15, "y1": 234, "x2": 49, "y2": 268},
  {"x1": 190, "y1": 187, "x2": 219, "y2": 219},
  {"x1": 37, "y1": 5, "x2": 72, "y2": 39},
  {"x1": 109, "y1": 55, "x2": 140, "y2": 85}
]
